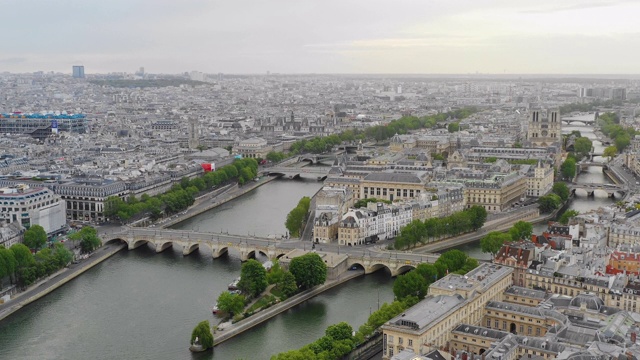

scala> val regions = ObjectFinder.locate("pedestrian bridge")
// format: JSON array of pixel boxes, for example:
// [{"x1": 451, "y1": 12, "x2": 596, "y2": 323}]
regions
[{"x1": 101, "y1": 227, "x2": 439, "y2": 276}]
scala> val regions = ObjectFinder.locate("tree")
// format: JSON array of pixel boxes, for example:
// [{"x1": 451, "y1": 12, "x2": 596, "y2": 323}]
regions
[
  {"x1": 552, "y1": 182, "x2": 570, "y2": 202},
  {"x1": 509, "y1": 221, "x2": 533, "y2": 241},
  {"x1": 23, "y1": 225, "x2": 47, "y2": 251},
  {"x1": 0, "y1": 247, "x2": 17, "y2": 285},
  {"x1": 480, "y1": 231, "x2": 511, "y2": 258},
  {"x1": 447, "y1": 122, "x2": 460, "y2": 133},
  {"x1": 325, "y1": 322, "x2": 354, "y2": 342},
  {"x1": 435, "y1": 249, "x2": 468, "y2": 272},
  {"x1": 538, "y1": 194, "x2": 562, "y2": 213},
  {"x1": 285, "y1": 197, "x2": 311, "y2": 237},
  {"x1": 280, "y1": 271, "x2": 299, "y2": 298},
  {"x1": 603, "y1": 146, "x2": 617, "y2": 161},
  {"x1": 190, "y1": 320, "x2": 214, "y2": 350},
  {"x1": 289, "y1": 253, "x2": 327, "y2": 289},
  {"x1": 238, "y1": 259, "x2": 268, "y2": 298},
  {"x1": 559, "y1": 210, "x2": 580, "y2": 225},
  {"x1": 415, "y1": 263, "x2": 438, "y2": 283},
  {"x1": 267, "y1": 261, "x2": 285, "y2": 285},
  {"x1": 467, "y1": 205, "x2": 488, "y2": 230},
  {"x1": 216, "y1": 291, "x2": 245, "y2": 316},
  {"x1": 393, "y1": 271, "x2": 429, "y2": 301},
  {"x1": 574, "y1": 137, "x2": 593, "y2": 158},
  {"x1": 615, "y1": 133, "x2": 631, "y2": 152},
  {"x1": 52, "y1": 243, "x2": 73, "y2": 267},
  {"x1": 10, "y1": 243, "x2": 35, "y2": 268},
  {"x1": 69, "y1": 226, "x2": 102, "y2": 253},
  {"x1": 560, "y1": 158, "x2": 576, "y2": 180}
]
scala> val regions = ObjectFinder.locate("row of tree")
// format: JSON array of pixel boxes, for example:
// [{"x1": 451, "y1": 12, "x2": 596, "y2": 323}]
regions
[
  {"x1": 104, "y1": 158, "x2": 259, "y2": 222},
  {"x1": 393, "y1": 206, "x2": 488, "y2": 250},
  {"x1": 599, "y1": 112, "x2": 637, "y2": 152},
  {"x1": 0, "y1": 243, "x2": 73, "y2": 288},
  {"x1": 284, "y1": 197, "x2": 311, "y2": 237},
  {"x1": 283, "y1": 108, "x2": 477, "y2": 156}
]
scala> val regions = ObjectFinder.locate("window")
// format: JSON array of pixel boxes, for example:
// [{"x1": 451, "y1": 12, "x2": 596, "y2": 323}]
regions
[
  {"x1": 408, "y1": 339, "x2": 413, "y2": 347},
  {"x1": 528, "y1": 326, "x2": 532, "y2": 335}
]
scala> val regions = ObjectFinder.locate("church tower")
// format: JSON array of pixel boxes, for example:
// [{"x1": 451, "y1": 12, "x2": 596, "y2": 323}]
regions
[{"x1": 526, "y1": 109, "x2": 561, "y2": 147}]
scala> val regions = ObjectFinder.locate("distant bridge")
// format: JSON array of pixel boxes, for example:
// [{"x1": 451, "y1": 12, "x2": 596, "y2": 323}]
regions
[
  {"x1": 578, "y1": 162, "x2": 607, "y2": 173},
  {"x1": 297, "y1": 152, "x2": 341, "y2": 165},
  {"x1": 264, "y1": 166, "x2": 331, "y2": 180},
  {"x1": 562, "y1": 116, "x2": 596, "y2": 125},
  {"x1": 101, "y1": 227, "x2": 438, "y2": 276}
]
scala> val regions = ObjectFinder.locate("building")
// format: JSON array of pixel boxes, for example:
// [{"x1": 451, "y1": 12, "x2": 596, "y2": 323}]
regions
[
  {"x1": 526, "y1": 109, "x2": 561, "y2": 148},
  {"x1": 382, "y1": 264, "x2": 513, "y2": 359},
  {"x1": 0, "y1": 113, "x2": 87, "y2": 135},
  {"x1": 493, "y1": 241, "x2": 537, "y2": 286},
  {"x1": 72, "y1": 65, "x2": 85, "y2": 78},
  {"x1": 0, "y1": 184, "x2": 66, "y2": 235},
  {"x1": 235, "y1": 137, "x2": 272, "y2": 159},
  {"x1": 606, "y1": 250, "x2": 640, "y2": 275},
  {"x1": 55, "y1": 180, "x2": 128, "y2": 222},
  {"x1": 525, "y1": 161, "x2": 554, "y2": 197},
  {"x1": 360, "y1": 172, "x2": 429, "y2": 202},
  {"x1": 455, "y1": 172, "x2": 527, "y2": 213}
]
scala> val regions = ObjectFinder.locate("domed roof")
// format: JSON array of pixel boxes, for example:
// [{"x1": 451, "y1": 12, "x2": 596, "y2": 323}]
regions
[
  {"x1": 390, "y1": 133, "x2": 402, "y2": 144},
  {"x1": 569, "y1": 293, "x2": 604, "y2": 311}
]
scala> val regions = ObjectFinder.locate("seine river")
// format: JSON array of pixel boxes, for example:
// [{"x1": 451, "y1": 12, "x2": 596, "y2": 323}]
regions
[
  {"x1": 0, "y1": 179, "x2": 394, "y2": 360},
  {"x1": 0, "y1": 123, "x2": 614, "y2": 359}
]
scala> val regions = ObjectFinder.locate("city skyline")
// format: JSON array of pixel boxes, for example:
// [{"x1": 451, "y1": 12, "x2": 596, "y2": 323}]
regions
[{"x1": 3, "y1": 0, "x2": 640, "y2": 75}]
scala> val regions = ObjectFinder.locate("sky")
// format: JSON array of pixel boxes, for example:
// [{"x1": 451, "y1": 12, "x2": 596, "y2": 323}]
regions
[{"x1": 2, "y1": 0, "x2": 640, "y2": 74}]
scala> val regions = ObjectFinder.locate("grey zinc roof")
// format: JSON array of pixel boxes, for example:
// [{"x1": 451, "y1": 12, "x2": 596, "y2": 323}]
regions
[
  {"x1": 363, "y1": 172, "x2": 424, "y2": 184},
  {"x1": 388, "y1": 294, "x2": 465, "y2": 331}
]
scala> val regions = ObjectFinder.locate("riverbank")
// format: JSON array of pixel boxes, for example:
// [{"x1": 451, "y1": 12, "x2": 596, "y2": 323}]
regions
[
  {"x1": 0, "y1": 243, "x2": 127, "y2": 322},
  {"x1": 412, "y1": 204, "x2": 561, "y2": 254},
  {"x1": 213, "y1": 269, "x2": 365, "y2": 346},
  {"x1": 163, "y1": 176, "x2": 278, "y2": 229}
]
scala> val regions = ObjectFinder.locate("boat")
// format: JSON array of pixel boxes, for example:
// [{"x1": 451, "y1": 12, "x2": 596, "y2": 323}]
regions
[
  {"x1": 228, "y1": 277, "x2": 240, "y2": 291},
  {"x1": 212, "y1": 303, "x2": 220, "y2": 315}
]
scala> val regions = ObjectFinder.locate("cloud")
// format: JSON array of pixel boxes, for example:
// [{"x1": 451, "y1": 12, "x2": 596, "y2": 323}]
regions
[
  {"x1": 0, "y1": 57, "x2": 27, "y2": 64},
  {"x1": 520, "y1": 0, "x2": 627, "y2": 14}
]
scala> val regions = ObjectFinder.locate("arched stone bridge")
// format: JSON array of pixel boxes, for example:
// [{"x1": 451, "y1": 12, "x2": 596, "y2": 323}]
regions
[
  {"x1": 100, "y1": 227, "x2": 440, "y2": 276},
  {"x1": 569, "y1": 182, "x2": 626, "y2": 198}
]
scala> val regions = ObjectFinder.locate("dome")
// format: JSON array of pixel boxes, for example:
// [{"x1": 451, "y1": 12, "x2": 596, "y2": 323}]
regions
[{"x1": 569, "y1": 293, "x2": 604, "y2": 311}]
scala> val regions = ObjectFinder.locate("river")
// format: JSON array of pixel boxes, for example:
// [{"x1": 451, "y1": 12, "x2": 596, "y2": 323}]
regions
[{"x1": 0, "y1": 179, "x2": 394, "y2": 360}]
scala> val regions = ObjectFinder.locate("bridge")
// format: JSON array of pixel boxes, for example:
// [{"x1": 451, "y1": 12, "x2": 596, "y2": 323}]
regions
[
  {"x1": 101, "y1": 227, "x2": 439, "y2": 276},
  {"x1": 297, "y1": 152, "x2": 341, "y2": 165},
  {"x1": 578, "y1": 161, "x2": 607, "y2": 173},
  {"x1": 561, "y1": 115, "x2": 597, "y2": 125},
  {"x1": 264, "y1": 166, "x2": 332, "y2": 180},
  {"x1": 568, "y1": 182, "x2": 626, "y2": 197}
]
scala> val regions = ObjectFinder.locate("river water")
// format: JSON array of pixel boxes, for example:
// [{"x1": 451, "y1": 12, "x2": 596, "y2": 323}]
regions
[
  {"x1": 0, "y1": 124, "x2": 615, "y2": 359},
  {"x1": 0, "y1": 179, "x2": 394, "y2": 360}
]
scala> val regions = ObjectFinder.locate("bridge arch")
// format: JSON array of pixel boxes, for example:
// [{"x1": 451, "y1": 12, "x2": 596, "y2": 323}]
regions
[
  {"x1": 349, "y1": 262, "x2": 366, "y2": 271},
  {"x1": 395, "y1": 265, "x2": 416, "y2": 276},
  {"x1": 130, "y1": 239, "x2": 152, "y2": 250},
  {"x1": 155, "y1": 241, "x2": 174, "y2": 253},
  {"x1": 367, "y1": 263, "x2": 392, "y2": 276},
  {"x1": 213, "y1": 246, "x2": 229, "y2": 258},
  {"x1": 246, "y1": 249, "x2": 269, "y2": 260},
  {"x1": 104, "y1": 237, "x2": 128, "y2": 246}
]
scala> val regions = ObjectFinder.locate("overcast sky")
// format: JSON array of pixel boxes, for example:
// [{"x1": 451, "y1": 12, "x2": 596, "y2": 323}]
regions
[{"x1": 2, "y1": 0, "x2": 639, "y2": 74}]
